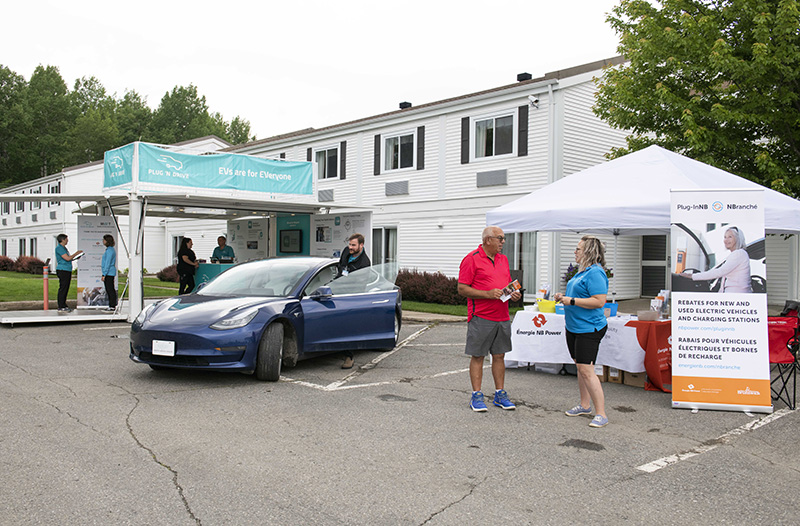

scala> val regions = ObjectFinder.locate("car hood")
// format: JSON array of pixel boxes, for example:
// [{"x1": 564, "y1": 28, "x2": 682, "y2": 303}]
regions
[{"x1": 145, "y1": 295, "x2": 285, "y2": 327}]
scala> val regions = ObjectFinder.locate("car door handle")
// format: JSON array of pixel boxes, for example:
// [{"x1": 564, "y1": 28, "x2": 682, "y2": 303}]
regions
[{"x1": 371, "y1": 299, "x2": 390, "y2": 304}]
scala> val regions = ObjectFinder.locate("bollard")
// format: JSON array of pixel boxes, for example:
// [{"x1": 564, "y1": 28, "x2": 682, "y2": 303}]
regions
[{"x1": 43, "y1": 264, "x2": 49, "y2": 311}]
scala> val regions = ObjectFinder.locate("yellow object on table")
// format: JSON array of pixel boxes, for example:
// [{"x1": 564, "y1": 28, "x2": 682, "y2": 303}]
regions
[{"x1": 537, "y1": 299, "x2": 556, "y2": 313}]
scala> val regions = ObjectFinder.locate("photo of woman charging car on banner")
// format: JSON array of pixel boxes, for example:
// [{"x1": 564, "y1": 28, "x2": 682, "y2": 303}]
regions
[{"x1": 671, "y1": 222, "x2": 766, "y2": 293}]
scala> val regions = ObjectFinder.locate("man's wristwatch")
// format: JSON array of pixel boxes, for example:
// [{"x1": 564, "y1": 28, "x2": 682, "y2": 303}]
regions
[{"x1": 570, "y1": 297, "x2": 576, "y2": 306}]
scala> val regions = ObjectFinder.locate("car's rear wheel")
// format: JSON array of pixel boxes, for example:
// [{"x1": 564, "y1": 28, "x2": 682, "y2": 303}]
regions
[{"x1": 255, "y1": 323, "x2": 284, "y2": 381}]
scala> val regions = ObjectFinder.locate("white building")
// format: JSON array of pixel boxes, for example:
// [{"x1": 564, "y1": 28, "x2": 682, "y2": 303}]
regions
[
  {"x1": 3, "y1": 56, "x2": 797, "y2": 303},
  {"x1": 229, "y1": 57, "x2": 642, "y2": 299}
]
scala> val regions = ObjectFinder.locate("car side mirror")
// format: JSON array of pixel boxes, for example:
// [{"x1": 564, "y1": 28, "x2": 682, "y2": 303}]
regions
[{"x1": 310, "y1": 286, "x2": 333, "y2": 300}]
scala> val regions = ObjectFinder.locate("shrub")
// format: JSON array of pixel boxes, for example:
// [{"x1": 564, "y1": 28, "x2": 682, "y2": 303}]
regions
[
  {"x1": 156, "y1": 264, "x2": 179, "y2": 283},
  {"x1": 0, "y1": 255, "x2": 14, "y2": 271},
  {"x1": 15, "y1": 256, "x2": 48, "y2": 274},
  {"x1": 395, "y1": 268, "x2": 464, "y2": 306}
]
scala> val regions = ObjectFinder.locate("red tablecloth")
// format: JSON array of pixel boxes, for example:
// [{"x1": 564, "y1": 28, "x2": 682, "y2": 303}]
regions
[
  {"x1": 624, "y1": 320, "x2": 672, "y2": 392},
  {"x1": 620, "y1": 317, "x2": 798, "y2": 394}
]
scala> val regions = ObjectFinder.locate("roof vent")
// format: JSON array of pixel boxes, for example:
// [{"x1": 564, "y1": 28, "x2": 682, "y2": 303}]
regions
[
  {"x1": 517, "y1": 72, "x2": 532, "y2": 82},
  {"x1": 399, "y1": 101, "x2": 412, "y2": 109}
]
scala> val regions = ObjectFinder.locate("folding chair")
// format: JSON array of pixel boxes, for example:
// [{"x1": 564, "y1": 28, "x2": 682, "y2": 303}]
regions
[{"x1": 768, "y1": 300, "x2": 799, "y2": 410}]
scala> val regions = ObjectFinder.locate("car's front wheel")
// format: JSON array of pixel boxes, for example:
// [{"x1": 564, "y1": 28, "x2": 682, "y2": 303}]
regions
[{"x1": 255, "y1": 323, "x2": 284, "y2": 381}]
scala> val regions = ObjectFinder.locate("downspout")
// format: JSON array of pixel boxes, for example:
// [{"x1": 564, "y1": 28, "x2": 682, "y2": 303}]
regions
[{"x1": 547, "y1": 82, "x2": 560, "y2": 294}]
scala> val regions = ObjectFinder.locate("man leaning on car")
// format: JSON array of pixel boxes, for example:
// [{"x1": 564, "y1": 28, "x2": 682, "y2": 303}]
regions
[{"x1": 337, "y1": 233, "x2": 371, "y2": 368}]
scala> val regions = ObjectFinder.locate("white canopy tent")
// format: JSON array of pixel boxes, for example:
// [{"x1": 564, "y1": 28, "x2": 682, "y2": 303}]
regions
[
  {"x1": 487, "y1": 145, "x2": 800, "y2": 235},
  {"x1": 486, "y1": 145, "x2": 800, "y2": 299}
]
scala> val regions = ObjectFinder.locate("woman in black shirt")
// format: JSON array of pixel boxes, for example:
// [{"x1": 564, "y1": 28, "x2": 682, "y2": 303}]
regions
[{"x1": 177, "y1": 237, "x2": 199, "y2": 295}]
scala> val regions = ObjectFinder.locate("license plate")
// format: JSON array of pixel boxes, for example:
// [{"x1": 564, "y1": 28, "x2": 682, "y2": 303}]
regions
[{"x1": 152, "y1": 339, "x2": 175, "y2": 357}]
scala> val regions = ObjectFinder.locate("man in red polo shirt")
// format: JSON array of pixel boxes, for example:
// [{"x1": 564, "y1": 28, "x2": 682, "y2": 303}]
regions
[{"x1": 458, "y1": 226, "x2": 521, "y2": 412}]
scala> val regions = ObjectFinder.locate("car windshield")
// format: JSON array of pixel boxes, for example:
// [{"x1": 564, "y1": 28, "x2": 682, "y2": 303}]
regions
[{"x1": 198, "y1": 258, "x2": 321, "y2": 297}]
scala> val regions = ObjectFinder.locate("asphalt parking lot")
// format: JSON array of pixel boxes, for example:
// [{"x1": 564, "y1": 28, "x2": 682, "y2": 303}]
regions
[{"x1": 1, "y1": 319, "x2": 798, "y2": 525}]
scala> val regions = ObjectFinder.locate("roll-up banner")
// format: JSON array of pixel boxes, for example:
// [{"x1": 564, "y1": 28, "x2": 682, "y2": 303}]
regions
[
  {"x1": 76, "y1": 215, "x2": 118, "y2": 308},
  {"x1": 670, "y1": 189, "x2": 771, "y2": 413}
]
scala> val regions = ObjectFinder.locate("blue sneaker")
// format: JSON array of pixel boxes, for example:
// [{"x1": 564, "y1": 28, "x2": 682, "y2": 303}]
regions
[
  {"x1": 470, "y1": 391, "x2": 488, "y2": 412},
  {"x1": 589, "y1": 415, "x2": 609, "y2": 428},
  {"x1": 565, "y1": 405, "x2": 592, "y2": 417},
  {"x1": 493, "y1": 389, "x2": 516, "y2": 410}
]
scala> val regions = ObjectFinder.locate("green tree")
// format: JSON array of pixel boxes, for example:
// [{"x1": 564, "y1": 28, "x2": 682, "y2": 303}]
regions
[
  {"x1": 227, "y1": 115, "x2": 255, "y2": 145},
  {"x1": 65, "y1": 76, "x2": 120, "y2": 166},
  {"x1": 594, "y1": 0, "x2": 800, "y2": 196},
  {"x1": 149, "y1": 84, "x2": 216, "y2": 144},
  {"x1": 24, "y1": 65, "x2": 75, "y2": 178},
  {"x1": 0, "y1": 65, "x2": 29, "y2": 187},
  {"x1": 115, "y1": 89, "x2": 152, "y2": 144}
]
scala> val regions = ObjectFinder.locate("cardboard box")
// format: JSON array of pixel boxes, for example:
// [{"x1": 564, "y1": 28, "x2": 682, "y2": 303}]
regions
[
  {"x1": 623, "y1": 371, "x2": 647, "y2": 388},
  {"x1": 595, "y1": 364, "x2": 607, "y2": 382},
  {"x1": 607, "y1": 367, "x2": 622, "y2": 383}
]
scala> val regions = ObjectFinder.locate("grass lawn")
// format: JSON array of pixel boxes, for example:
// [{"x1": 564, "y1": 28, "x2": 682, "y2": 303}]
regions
[
  {"x1": 0, "y1": 271, "x2": 178, "y2": 302},
  {"x1": 1, "y1": 271, "x2": 515, "y2": 316}
]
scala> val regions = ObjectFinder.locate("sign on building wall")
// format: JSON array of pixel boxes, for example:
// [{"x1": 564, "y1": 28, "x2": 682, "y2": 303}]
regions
[{"x1": 670, "y1": 189, "x2": 770, "y2": 413}]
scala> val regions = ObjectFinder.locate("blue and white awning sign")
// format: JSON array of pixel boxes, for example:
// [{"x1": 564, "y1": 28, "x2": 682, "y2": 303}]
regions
[
  {"x1": 103, "y1": 144, "x2": 135, "y2": 188},
  {"x1": 103, "y1": 142, "x2": 313, "y2": 195}
]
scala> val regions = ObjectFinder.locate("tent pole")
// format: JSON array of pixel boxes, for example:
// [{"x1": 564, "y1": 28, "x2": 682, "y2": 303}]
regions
[{"x1": 612, "y1": 229, "x2": 619, "y2": 303}]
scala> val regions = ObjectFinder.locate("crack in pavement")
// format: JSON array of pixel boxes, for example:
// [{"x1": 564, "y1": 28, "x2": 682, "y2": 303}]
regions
[
  {"x1": 124, "y1": 392, "x2": 202, "y2": 525},
  {"x1": 419, "y1": 474, "x2": 490, "y2": 525}
]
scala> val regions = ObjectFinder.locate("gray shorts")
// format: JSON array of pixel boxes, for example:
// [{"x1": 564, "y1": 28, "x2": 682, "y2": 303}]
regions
[{"x1": 465, "y1": 316, "x2": 512, "y2": 357}]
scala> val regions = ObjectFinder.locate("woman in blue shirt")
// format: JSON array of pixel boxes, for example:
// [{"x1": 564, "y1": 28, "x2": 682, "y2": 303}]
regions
[
  {"x1": 554, "y1": 235, "x2": 610, "y2": 428},
  {"x1": 101, "y1": 234, "x2": 117, "y2": 310},
  {"x1": 55, "y1": 233, "x2": 83, "y2": 312}
]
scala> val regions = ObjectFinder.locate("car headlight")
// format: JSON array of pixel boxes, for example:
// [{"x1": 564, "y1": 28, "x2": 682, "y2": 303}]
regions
[
  {"x1": 210, "y1": 309, "x2": 258, "y2": 330},
  {"x1": 134, "y1": 303, "x2": 156, "y2": 325}
]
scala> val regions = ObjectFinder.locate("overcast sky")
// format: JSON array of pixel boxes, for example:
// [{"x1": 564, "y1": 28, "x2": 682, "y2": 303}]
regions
[{"x1": 3, "y1": 0, "x2": 622, "y2": 141}]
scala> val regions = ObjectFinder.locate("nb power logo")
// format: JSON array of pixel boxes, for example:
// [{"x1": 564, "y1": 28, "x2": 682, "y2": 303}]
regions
[
  {"x1": 737, "y1": 387, "x2": 761, "y2": 395},
  {"x1": 532, "y1": 314, "x2": 547, "y2": 328}
]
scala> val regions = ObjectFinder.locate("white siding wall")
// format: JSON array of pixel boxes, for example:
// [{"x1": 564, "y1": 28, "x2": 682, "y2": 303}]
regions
[
  {"x1": 556, "y1": 232, "x2": 641, "y2": 300},
  {"x1": 765, "y1": 234, "x2": 799, "y2": 304},
  {"x1": 562, "y1": 82, "x2": 629, "y2": 175}
]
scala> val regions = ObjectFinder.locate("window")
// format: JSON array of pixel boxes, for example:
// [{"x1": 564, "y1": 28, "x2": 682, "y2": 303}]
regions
[
  {"x1": 1, "y1": 239, "x2": 6, "y2": 256},
  {"x1": 474, "y1": 114, "x2": 514, "y2": 159},
  {"x1": 31, "y1": 187, "x2": 42, "y2": 209},
  {"x1": 384, "y1": 133, "x2": 415, "y2": 171},
  {"x1": 15, "y1": 200, "x2": 25, "y2": 213},
  {"x1": 371, "y1": 227, "x2": 398, "y2": 265},
  {"x1": 316, "y1": 146, "x2": 339, "y2": 179},
  {"x1": 374, "y1": 127, "x2": 424, "y2": 175},
  {"x1": 19, "y1": 238, "x2": 26, "y2": 256},
  {"x1": 1, "y1": 202, "x2": 8, "y2": 215},
  {"x1": 48, "y1": 182, "x2": 61, "y2": 206},
  {"x1": 29, "y1": 238, "x2": 37, "y2": 257},
  {"x1": 462, "y1": 107, "x2": 527, "y2": 164}
]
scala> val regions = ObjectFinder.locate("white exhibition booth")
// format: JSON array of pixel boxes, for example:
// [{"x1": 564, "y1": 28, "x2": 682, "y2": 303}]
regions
[
  {"x1": 487, "y1": 145, "x2": 800, "y2": 299},
  {"x1": 487, "y1": 145, "x2": 800, "y2": 235},
  {"x1": 0, "y1": 141, "x2": 372, "y2": 324}
]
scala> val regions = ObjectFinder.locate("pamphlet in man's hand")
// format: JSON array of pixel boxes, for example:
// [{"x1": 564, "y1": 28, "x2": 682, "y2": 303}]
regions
[
  {"x1": 73, "y1": 252, "x2": 84, "y2": 260},
  {"x1": 500, "y1": 279, "x2": 521, "y2": 302}
]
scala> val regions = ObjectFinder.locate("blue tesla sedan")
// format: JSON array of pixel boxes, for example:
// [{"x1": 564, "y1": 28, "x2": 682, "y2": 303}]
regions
[{"x1": 130, "y1": 257, "x2": 401, "y2": 381}]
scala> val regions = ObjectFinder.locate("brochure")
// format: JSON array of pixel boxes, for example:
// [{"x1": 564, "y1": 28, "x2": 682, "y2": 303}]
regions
[{"x1": 500, "y1": 279, "x2": 521, "y2": 302}]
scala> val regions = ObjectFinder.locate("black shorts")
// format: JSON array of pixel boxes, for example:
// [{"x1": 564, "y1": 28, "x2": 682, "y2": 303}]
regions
[{"x1": 565, "y1": 325, "x2": 608, "y2": 365}]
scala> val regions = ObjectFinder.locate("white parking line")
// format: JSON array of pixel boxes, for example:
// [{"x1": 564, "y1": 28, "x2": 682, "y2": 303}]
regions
[
  {"x1": 280, "y1": 325, "x2": 434, "y2": 391},
  {"x1": 636, "y1": 408, "x2": 796, "y2": 473}
]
